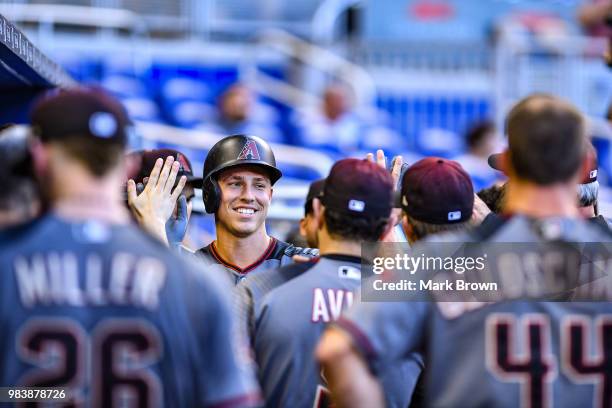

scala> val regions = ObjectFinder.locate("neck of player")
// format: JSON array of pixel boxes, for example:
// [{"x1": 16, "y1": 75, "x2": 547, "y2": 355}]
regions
[
  {"x1": 51, "y1": 162, "x2": 130, "y2": 225},
  {"x1": 316, "y1": 227, "x2": 362, "y2": 259},
  {"x1": 504, "y1": 178, "x2": 579, "y2": 218},
  {"x1": 214, "y1": 226, "x2": 272, "y2": 269}
]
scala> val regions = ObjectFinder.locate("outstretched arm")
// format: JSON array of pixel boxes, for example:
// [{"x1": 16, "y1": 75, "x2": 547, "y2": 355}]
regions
[{"x1": 316, "y1": 327, "x2": 385, "y2": 408}]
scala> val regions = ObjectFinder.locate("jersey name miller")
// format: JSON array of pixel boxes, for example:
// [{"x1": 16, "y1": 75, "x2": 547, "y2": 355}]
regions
[
  {"x1": 13, "y1": 252, "x2": 167, "y2": 310},
  {"x1": 311, "y1": 288, "x2": 354, "y2": 323}
]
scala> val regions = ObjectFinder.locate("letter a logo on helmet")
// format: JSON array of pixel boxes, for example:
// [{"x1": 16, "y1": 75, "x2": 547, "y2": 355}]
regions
[
  {"x1": 202, "y1": 134, "x2": 282, "y2": 213},
  {"x1": 237, "y1": 140, "x2": 261, "y2": 161}
]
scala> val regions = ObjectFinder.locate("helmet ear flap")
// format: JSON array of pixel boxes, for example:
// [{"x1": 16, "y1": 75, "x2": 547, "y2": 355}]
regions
[{"x1": 203, "y1": 177, "x2": 221, "y2": 214}]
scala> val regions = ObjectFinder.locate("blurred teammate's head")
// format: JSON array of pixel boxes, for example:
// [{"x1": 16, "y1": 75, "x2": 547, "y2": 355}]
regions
[
  {"x1": 315, "y1": 159, "x2": 394, "y2": 247},
  {"x1": 322, "y1": 84, "x2": 351, "y2": 122},
  {"x1": 400, "y1": 157, "x2": 473, "y2": 243},
  {"x1": 492, "y1": 94, "x2": 590, "y2": 218},
  {"x1": 29, "y1": 87, "x2": 130, "y2": 207},
  {"x1": 0, "y1": 125, "x2": 40, "y2": 227},
  {"x1": 219, "y1": 83, "x2": 252, "y2": 123},
  {"x1": 505, "y1": 94, "x2": 586, "y2": 185},
  {"x1": 466, "y1": 120, "x2": 497, "y2": 158},
  {"x1": 299, "y1": 178, "x2": 325, "y2": 248}
]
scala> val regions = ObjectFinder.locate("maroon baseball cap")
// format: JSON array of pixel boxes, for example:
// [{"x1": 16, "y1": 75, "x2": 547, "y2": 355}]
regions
[
  {"x1": 321, "y1": 158, "x2": 393, "y2": 218},
  {"x1": 401, "y1": 157, "x2": 474, "y2": 224},
  {"x1": 488, "y1": 152, "x2": 506, "y2": 174},
  {"x1": 132, "y1": 148, "x2": 203, "y2": 187},
  {"x1": 31, "y1": 87, "x2": 130, "y2": 146}
]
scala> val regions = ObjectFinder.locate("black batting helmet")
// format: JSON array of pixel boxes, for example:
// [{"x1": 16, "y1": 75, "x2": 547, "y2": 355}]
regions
[{"x1": 202, "y1": 134, "x2": 282, "y2": 213}]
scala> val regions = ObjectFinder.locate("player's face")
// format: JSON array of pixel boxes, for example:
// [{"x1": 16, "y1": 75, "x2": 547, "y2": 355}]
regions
[
  {"x1": 216, "y1": 166, "x2": 272, "y2": 238},
  {"x1": 299, "y1": 207, "x2": 319, "y2": 248}
]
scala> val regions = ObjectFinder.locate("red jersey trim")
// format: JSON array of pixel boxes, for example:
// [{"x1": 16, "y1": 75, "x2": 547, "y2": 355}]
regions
[{"x1": 210, "y1": 237, "x2": 277, "y2": 274}]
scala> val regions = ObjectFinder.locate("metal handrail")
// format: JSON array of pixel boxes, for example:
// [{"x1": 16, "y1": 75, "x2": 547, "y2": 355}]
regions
[
  {"x1": 241, "y1": 28, "x2": 377, "y2": 114},
  {"x1": 311, "y1": 0, "x2": 363, "y2": 45},
  {"x1": 494, "y1": 30, "x2": 610, "y2": 128},
  {"x1": 0, "y1": 4, "x2": 147, "y2": 33}
]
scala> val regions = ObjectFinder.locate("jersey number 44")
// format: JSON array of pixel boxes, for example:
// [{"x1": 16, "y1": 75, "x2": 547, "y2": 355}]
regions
[{"x1": 486, "y1": 313, "x2": 612, "y2": 408}]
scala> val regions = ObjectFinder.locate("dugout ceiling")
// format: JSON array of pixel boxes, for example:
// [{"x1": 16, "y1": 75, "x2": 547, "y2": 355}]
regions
[{"x1": 0, "y1": 14, "x2": 75, "y2": 124}]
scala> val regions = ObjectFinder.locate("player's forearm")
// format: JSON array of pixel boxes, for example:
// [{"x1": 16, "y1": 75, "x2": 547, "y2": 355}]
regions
[
  {"x1": 317, "y1": 329, "x2": 385, "y2": 408},
  {"x1": 138, "y1": 216, "x2": 170, "y2": 246},
  {"x1": 324, "y1": 355, "x2": 385, "y2": 408}
]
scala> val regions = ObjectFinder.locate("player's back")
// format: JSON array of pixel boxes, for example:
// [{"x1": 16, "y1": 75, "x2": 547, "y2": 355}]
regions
[
  {"x1": 410, "y1": 300, "x2": 610, "y2": 407},
  {"x1": 249, "y1": 255, "x2": 359, "y2": 407},
  {"x1": 404, "y1": 216, "x2": 612, "y2": 407},
  {"x1": 253, "y1": 255, "x2": 421, "y2": 408},
  {"x1": 0, "y1": 214, "x2": 258, "y2": 407}
]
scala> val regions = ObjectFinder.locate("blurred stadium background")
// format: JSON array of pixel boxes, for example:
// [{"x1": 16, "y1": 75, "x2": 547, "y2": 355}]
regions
[{"x1": 1, "y1": 0, "x2": 611, "y2": 247}]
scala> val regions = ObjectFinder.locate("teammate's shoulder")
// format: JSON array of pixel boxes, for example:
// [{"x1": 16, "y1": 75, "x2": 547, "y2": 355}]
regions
[
  {"x1": 167, "y1": 246, "x2": 234, "y2": 298},
  {"x1": 587, "y1": 215, "x2": 612, "y2": 236},
  {"x1": 0, "y1": 216, "x2": 45, "y2": 245},
  {"x1": 274, "y1": 255, "x2": 319, "y2": 279},
  {"x1": 196, "y1": 242, "x2": 212, "y2": 255},
  {"x1": 194, "y1": 243, "x2": 218, "y2": 264},
  {"x1": 0, "y1": 213, "x2": 65, "y2": 253},
  {"x1": 463, "y1": 213, "x2": 510, "y2": 242},
  {"x1": 580, "y1": 215, "x2": 612, "y2": 241},
  {"x1": 241, "y1": 256, "x2": 318, "y2": 293}
]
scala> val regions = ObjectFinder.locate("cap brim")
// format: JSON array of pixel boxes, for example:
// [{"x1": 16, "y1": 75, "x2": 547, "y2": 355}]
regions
[
  {"x1": 184, "y1": 175, "x2": 203, "y2": 187},
  {"x1": 487, "y1": 153, "x2": 504, "y2": 172}
]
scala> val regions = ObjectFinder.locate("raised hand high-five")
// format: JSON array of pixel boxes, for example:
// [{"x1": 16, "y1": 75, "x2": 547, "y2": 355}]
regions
[
  {"x1": 127, "y1": 156, "x2": 187, "y2": 245},
  {"x1": 366, "y1": 149, "x2": 405, "y2": 242}
]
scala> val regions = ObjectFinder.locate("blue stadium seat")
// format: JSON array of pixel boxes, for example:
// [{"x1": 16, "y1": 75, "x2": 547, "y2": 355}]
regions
[
  {"x1": 102, "y1": 75, "x2": 150, "y2": 99},
  {"x1": 162, "y1": 77, "x2": 212, "y2": 103},
  {"x1": 121, "y1": 97, "x2": 162, "y2": 122},
  {"x1": 171, "y1": 101, "x2": 216, "y2": 129}
]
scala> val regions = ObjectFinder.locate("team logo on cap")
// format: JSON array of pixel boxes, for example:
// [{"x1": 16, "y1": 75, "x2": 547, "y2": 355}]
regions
[
  {"x1": 237, "y1": 140, "x2": 261, "y2": 161},
  {"x1": 89, "y1": 112, "x2": 117, "y2": 139},
  {"x1": 448, "y1": 211, "x2": 462, "y2": 221},
  {"x1": 176, "y1": 153, "x2": 191, "y2": 172},
  {"x1": 348, "y1": 199, "x2": 365, "y2": 212}
]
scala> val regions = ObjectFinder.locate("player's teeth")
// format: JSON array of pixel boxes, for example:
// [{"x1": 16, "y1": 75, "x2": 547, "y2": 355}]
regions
[{"x1": 237, "y1": 208, "x2": 254, "y2": 214}]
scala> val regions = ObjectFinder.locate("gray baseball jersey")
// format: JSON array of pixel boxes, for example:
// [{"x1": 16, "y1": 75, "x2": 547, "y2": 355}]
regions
[
  {"x1": 0, "y1": 214, "x2": 260, "y2": 407},
  {"x1": 196, "y1": 237, "x2": 318, "y2": 284},
  {"x1": 336, "y1": 215, "x2": 612, "y2": 408},
  {"x1": 237, "y1": 254, "x2": 423, "y2": 408}
]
